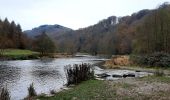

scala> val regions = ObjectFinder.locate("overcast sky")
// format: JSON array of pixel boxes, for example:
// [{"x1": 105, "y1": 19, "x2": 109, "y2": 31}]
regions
[{"x1": 0, "y1": 0, "x2": 168, "y2": 30}]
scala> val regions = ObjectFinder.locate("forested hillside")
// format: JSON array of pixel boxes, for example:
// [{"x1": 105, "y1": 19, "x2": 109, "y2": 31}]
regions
[
  {"x1": 52, "y1": 9, "x2": 150, "y2": 54},
  {"x1": 52, "y1": 3, "x2": 170, "y2": 55},
  {"x1": 134, "y1": 3, "x2": 170, "y2": 54},
  {"x1": 21, "y1": 3, "x2": 170, "y2": 55}
]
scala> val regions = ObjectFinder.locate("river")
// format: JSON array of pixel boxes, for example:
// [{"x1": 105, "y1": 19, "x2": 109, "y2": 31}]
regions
[
  {"x1": 0, "y1": 55, "x2": 152, "y2": 100},
  {"x1": 0, "y1": 55, "x2": 106, "y2": 100}
]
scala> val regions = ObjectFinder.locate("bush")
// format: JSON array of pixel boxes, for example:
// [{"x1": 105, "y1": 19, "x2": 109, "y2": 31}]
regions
[
  {"x1": 28, "y1": 83, "x2": 37, "y2": 97},
  {"x1": 65, "y1": 63, "x2": 94, "y2": 86},
  {"x1": 130, "y1": 55, "x2": 148, "y2": 65},
  {"x1": 147, "y1": 52, "x2": 170, "y2": 67},
  {"x1": 131, "y1": 52, "x2": 170, "y2": 67},
  {"x1": 0, "y1": 87, "x2": 10, "y2": 100}
]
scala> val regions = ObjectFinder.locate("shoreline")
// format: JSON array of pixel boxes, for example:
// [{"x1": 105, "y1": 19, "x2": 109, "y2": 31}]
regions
[
  {"x1": 34, "y1": 59, "x2": 170, "y2": 99},
  {"x1": 36, "y1": 75, "x2": 170, "y2": 100},
  {"x1": 0, "y1": 54, "x2": 74, "y2": 61}
]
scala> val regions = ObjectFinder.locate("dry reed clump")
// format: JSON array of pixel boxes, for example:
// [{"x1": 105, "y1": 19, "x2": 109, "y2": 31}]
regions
[
  {"x1": 104, "y1": 55, "x2": 130, "y2": 68},
  {"x1": 65, "y1": 63, "x2": 94, "y2": 86}
]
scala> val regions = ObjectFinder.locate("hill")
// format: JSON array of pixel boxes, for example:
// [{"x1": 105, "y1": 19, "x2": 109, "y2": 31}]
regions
[
  {"x1": 24, "y1": 3, "x2": 170, "y2": 55},
  {"x1": 24, "y1": 24, "x2": 73, "y2": 39},
  {"x1": 54, "y1": 9, "x2": 151, "y2": 54}
]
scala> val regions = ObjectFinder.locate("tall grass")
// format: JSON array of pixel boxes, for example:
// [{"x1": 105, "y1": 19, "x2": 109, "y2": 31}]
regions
[
  {"x1": 28, "y1": 83, "x2": 37, "y2": 97},
  {"x1": 0, "y1": 87, "x2": 10, "y2": 100},
  {"x1": 65, "y1": 63, "x2": 94, "y2": 86}
]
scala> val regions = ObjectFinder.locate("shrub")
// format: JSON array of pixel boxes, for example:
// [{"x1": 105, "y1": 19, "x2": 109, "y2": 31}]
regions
[
  {"x1": 130, "y1": 52, "x2": 170, "y2": 67},
  {"x1": 130, "y1": 55, "x2": 148, "y2": 65},
  {"x1": 0, "y1": 87, "x2": 10, "y2": 100},
  {"x1": 147, "y1": 52, "x2": 170, "y2": 67},
  {"x1": 65, "y1": 63, "x2": 94, "y2": 86},
  {"x1": 27, "y1": 54, "x2": 39, "y2": 59},
  {"x1": 28, "y1": 83, "x2": 37, "y2": 97}
]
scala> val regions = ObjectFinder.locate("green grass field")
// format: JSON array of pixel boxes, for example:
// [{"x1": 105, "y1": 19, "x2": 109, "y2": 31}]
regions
[
  {"x1": 3, "y1": 49, "x2": 38, "y2": 56},
  {"x1": 37, "y1": 80, "x2": 116, "y2": 100},
  {"x1": 1, "y1": 49, "x2": 39, "y2": 60}
]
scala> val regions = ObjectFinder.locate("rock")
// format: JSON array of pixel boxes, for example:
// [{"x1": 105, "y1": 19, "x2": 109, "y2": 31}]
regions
[
  {"x1": 96, "y1": 73, "x2": 110, "y2": 78},
  {"x1": 123, "y1": 73, "x2": 135, "y2": 78},
  {"x1": 112, "y1": 74, "x2": 122, "y2": 78},
  {"x1": 135, "y1": 70, "x2": 141, "y2": 72}
]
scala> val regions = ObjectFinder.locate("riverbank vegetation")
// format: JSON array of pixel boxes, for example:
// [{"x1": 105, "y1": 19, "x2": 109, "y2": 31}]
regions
[
  {"x1": 130, "y1": 52, "x2": 170, "y2": 68},
  {"x1": 25, "y1": 83, "x2": 37, "y2": 100},
  {"x1": 0, "y1": 87, "x2": 10, "y2": 100},
  {"x1": 104, "y1": 53, "x2": 170, "y2": 69},
  {"x1": 65, "y1": 64, "x2": 94, "y2": 86}
]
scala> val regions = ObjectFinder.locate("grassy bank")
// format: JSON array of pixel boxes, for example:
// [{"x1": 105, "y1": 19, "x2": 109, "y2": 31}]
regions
[
  {"x1": 37, "y1": 75, "x2": 170, "y2": 100},
  {"x1": 0, "y1": 49, "x2": 39, "y2": 60},
  {"x1": 37, "y1": 80, "x2": 115, "y2": 100}
]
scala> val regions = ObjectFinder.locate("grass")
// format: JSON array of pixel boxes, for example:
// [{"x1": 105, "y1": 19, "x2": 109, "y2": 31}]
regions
[
  {"x1": 37, "y1": 75, "x2": 170, "y2": 100},
  {"x1": 37, "y1": 80, "x2": 116, "y2": 100},
  {"x1": 3, "y1": 49, "x2": 38, "y2": 56},
  {"x1": 138, "y1": 75, "x2": 170, "y2": 83},
  {"x1": 120, "y1": 83, "x2": 135, "y2": 89},
  {"x1": 1, "y1": 49, "x2": 39, "y2": 60}
]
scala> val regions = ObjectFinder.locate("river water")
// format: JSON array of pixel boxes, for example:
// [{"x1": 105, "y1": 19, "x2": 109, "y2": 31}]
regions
[
  {"x1": 0, "y1": 55, "x2": 152, "y2": 100},
  {"x1": 0, "y1": 55, "x2": 106, "y2": 100}
]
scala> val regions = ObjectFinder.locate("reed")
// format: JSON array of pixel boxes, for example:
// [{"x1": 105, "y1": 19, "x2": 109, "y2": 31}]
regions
[
  {"x1": 0, "y1": 87, "x2": 10, "y2": 100},
  {"x1": 65, "y1": 63, "x2": 94, "y2": 86},
  {"x1": 28, "y1": 83, "x2": 37, "y2": 97}
]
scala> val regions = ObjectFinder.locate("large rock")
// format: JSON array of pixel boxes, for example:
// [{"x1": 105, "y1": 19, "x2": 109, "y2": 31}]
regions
[
  {"x1": 112, "y1": 74, "x2": 122, "y2": 78},
  {"x1": 123, "y1": 73, "x2": 135, "y2": 78},
  {"x1": 96, "y1": 73, "x2": 110, "y2": 78}
]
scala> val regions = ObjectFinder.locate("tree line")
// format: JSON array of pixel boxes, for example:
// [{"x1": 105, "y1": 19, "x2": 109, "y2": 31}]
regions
[
  {"x1": 0, "y1": 18, "x2": 56, "y2": 56},
  {"x1": 54, "y1": 2, "x2": 170, "y2": 55},
  {"x1": 1, "y1": 2, "x2": 170, "y2": 56},
  {"x1": 134, "y1": 2, "x2": 170, "y2": 54},
  {"x1": 0, "y1": 18, "x2": 28, "y2": 49}
]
